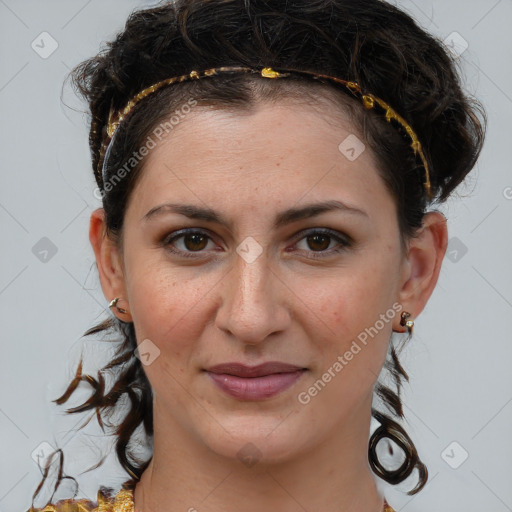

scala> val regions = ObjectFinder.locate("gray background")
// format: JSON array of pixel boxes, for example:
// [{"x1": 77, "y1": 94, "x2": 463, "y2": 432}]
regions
[{"x1": 1, "y1": 1, "x2": 511, "y2": 511}]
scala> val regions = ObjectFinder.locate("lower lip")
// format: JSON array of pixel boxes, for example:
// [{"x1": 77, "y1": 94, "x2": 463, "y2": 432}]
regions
[{"x1": 206, "y1": 370, "x2": 307, "y2": 400}]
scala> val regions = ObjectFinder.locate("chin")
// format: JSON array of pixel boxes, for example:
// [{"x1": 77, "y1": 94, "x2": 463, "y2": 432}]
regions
[{"x1": 197, "y1": 414, "x2": 311, "y2": 467}]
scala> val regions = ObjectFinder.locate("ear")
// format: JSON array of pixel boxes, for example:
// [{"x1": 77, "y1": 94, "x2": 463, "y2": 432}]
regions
[
  {"x1": 395, "y1": 211, "x2": 448, "y2": 329},
  {"x1": 89, "y1": 208, "x2": 132, "y2": 322}
]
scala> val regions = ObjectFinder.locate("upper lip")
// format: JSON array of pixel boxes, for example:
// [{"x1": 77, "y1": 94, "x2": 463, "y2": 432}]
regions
[{"x1": 205, "y1": 362, "x2": 306, "y2": 378}]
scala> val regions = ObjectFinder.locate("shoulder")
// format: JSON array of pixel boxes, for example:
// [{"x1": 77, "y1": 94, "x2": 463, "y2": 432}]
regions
[{"x1": 26, "y1": 483, "x2": 135, "y2": 512}]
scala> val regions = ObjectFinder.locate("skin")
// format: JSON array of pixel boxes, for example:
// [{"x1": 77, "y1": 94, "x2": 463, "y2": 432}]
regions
[{"x1": 90, "y1": 98, "x2": 447, "y2": 512}]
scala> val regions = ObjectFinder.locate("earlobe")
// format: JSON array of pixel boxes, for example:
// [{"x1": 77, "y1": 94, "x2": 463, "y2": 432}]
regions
[
  {"x1": 89, "y1": 208, "x2": 132, "y2": 321},
  {"x1": 397, "y1": 211, "x2": 448, "y2": 321}
]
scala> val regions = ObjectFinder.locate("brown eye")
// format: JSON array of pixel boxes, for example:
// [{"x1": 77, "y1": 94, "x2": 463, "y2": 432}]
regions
[
  {"x1": 306, "y1": 233, "x2": 331, "y2": 251},
  {"x1": 183, "y1": 233, "x2": 208, "y2": 251},
  {"x1": 164, "y1": 229, "x2": 216, "y2": 257},
  {"x1": 293, "y1": 229, "x2": 351, "y2": 258}
]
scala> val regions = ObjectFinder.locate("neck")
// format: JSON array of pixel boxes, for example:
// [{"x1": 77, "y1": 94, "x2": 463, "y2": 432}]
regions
[{"x1": 134, "y1": 397, "x2": 385, "y2": 512}]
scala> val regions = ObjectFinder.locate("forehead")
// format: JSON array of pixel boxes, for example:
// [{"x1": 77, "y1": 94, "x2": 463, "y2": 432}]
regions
[{"x1": 125, "y1": 99, "x2": 392, "y2": 222}]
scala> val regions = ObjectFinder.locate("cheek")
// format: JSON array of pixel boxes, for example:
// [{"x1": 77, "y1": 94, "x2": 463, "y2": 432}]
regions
[
  {"x1": 124, "y1": 252, "x2": 210, "y2": 354},
  {"x1": 298, "y1": 254, "x2": 399, "y2": 375},
  {"x1": 296, "y1": 274, "x2": 398, "y2": 416},
  {"x1": 125, "y1": 265, "x2": 214, "y2": 403},
  {"x1": 309, "y1": 262, "x2": 398, "y2": 335}
]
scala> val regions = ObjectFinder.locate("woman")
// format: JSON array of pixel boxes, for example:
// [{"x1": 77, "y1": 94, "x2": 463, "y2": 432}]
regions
[{"x1": 28, "y1": 0, "x2": 485, "y2": 511}]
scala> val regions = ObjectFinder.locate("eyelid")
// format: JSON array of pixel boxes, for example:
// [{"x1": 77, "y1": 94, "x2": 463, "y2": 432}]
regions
[
  {"x1": 163, "y1": 228, "x2": 220, "y2": 258},
  {"x1": 291, "y1": 227, "x2": 353, "y2": 245},
  {"x1": 289, "y1": 228, "x2": 352, "y2": 257}
]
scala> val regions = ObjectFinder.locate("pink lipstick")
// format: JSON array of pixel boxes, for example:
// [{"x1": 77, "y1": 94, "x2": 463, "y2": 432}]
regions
[{"x1": 205, "y1": 362, "x2": 307, "y2": 400}]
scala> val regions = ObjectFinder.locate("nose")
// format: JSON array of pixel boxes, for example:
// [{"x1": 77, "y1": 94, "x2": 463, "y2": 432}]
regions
[{"x1": 215, "y1": 249, "x2": 291, "y2": 345}]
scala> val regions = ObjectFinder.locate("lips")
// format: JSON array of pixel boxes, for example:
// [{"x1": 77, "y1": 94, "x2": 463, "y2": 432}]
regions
[
  {"x1": 205, "y1": 362, "x2": 306, "y2": 378},
  {"x1": 204, "y1": 362, "x2": 307, "y2": 400}
]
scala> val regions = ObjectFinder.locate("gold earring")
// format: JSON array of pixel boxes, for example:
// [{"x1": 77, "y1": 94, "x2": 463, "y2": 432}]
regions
[
  {"x1": 399, "y1": 311, "x2": 414, "y2": 335},
  {"x1": 108, "y1": 297, "x2": 128, "y2": 314}
]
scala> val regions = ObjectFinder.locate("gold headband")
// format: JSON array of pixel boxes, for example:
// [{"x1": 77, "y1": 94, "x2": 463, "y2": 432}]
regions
[{"x1": 102, "y1": 66, "x2": 432, "y2": 198}]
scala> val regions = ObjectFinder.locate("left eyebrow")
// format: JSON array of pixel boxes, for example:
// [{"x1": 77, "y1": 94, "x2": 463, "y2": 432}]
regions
[
  {"x1": 141, "y1": 199, "x2": 368, "y2": 228},
  {"x1": 273, "y1": 200, "x2": 368, "y2": 228}
]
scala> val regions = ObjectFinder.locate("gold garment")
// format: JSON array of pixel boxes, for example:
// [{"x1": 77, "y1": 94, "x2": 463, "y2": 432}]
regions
[{"x1": 28, "y1": 483, "x2": 396, "y2": 512}]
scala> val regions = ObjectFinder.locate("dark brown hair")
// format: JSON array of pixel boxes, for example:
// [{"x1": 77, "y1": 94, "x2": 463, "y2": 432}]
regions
[{"x1": 31, "y1": 0, "x2": 485, "y2": 506}]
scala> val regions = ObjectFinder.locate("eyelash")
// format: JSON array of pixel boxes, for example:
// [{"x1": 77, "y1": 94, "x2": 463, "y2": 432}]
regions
[{"x1": 163, "y1": 228, "x2": 352, "y2": 259}]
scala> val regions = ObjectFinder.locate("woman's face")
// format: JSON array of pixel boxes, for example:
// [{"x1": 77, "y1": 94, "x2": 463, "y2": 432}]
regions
[{"x1": 104, "y1": 98, "x2": 417, "y2": 463}]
